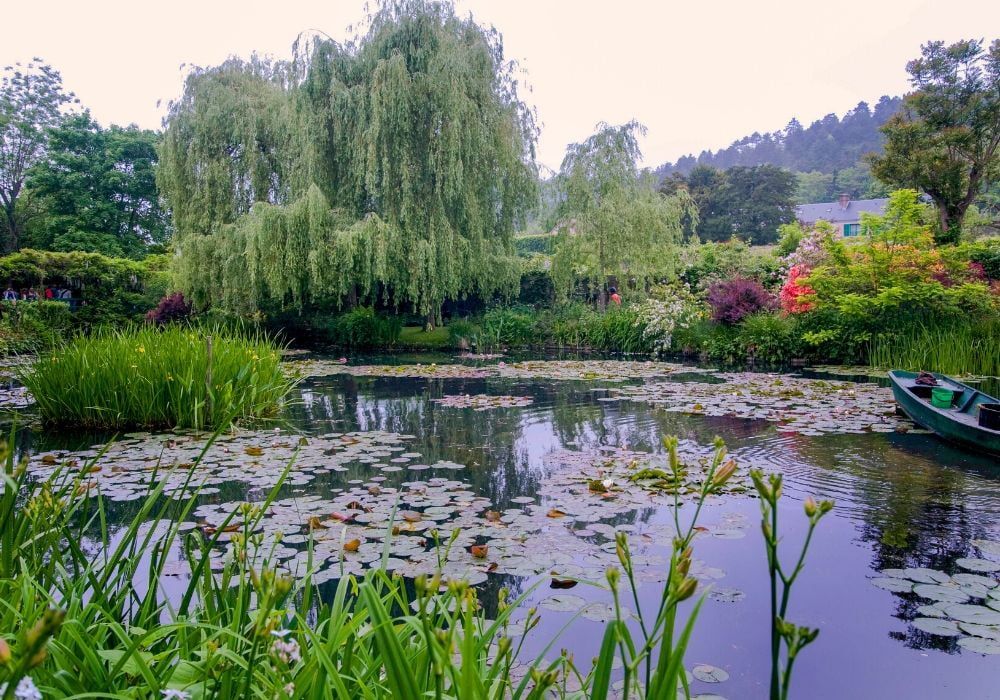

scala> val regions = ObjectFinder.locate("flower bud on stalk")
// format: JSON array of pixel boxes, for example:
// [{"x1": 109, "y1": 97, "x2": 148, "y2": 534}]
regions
[{"x1": 675, "y1": 577, "x2": 697, "y2": 602}]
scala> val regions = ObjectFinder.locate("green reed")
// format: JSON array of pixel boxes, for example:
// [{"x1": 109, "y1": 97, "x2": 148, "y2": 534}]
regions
[
  {"x1": 869, "y1": 321, "x2": 1000, "y2": 377},
  {"x1": 19, "y1": 325, "x2": 296, "y2": 430}
]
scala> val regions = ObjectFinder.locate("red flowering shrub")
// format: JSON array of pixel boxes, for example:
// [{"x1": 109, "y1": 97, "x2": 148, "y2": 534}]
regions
[
  {"x1": 706, "y1": 278, "x2": 777, "y2": 325},
  {"x1": 780, "y1": 265, "x2": 816, "y2": 314},
  {"x1": 146, "y1": 292, "x2": 192, "y2": 325}
]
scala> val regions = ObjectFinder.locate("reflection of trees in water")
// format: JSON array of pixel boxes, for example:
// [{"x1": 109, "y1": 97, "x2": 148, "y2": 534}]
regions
[{"x1": 782, "y1": 433, "x2": 1000, "y2": 653}]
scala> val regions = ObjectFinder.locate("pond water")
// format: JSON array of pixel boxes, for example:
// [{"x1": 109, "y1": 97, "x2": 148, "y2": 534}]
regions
[{"x1": 10, "y1": 353, "x2": 1000, "y2": 699}]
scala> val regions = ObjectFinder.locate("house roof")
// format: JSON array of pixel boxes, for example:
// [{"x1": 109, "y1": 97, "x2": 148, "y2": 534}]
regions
[{"x1": 795, "y1": 198, "x2": 889, "y2": 224}]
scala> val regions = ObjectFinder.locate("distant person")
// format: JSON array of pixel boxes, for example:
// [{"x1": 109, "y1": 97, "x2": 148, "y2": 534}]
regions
[
  {"x1": 3, "y1": 287, "x2": 16, "y2": 301},
  {"x1": 59, "y1": 288, "x2": 71, "y2": 300},
  {"x1": 26, "y1": 289, "x2": 38, "y2": 301},
  {"x1": 44, "y1": 286, "x2": 54, "y2": 299},
  {"x1": 609, "y1": 287, "x2": 622, "y2": 306}
]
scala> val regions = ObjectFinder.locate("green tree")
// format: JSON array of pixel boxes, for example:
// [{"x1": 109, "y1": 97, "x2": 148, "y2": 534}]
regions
[
  {"x1": 0, "y1": 59, "x2": 76, "y2": 252},
  {"x1": 870, "y1": 39, "x2": 1000, "y2": 244},
  {"x1": 160, "y1": 1, "x2": 537, "y2": 324},
  {"x1": 26, "y1": 112, "x2": 168, "y2": 257},
  {"x1": 551, "y1": 121, "x2": 695, "y2": 306}
]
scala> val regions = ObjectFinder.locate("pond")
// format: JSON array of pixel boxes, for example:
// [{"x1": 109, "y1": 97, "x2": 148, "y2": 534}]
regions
[{"x1": 9, "y1": 353, "x2": 1000, "y2": 699}]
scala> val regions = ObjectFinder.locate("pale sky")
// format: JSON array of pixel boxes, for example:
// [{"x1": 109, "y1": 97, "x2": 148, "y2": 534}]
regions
[{"x1": 5, "y1": 0, "x2": 998, "y2": 170}]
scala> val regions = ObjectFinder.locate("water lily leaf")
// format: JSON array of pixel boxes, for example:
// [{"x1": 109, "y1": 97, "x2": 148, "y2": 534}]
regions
[
  {"x1": 956, "y1": 558, "x2": 1000, "y2": 573},
  {"x1": 958, "y1": 622, "x2": 1000, "y2": 640},
  {"x1": 550, "y1": 577, "x2": 577, "y2": 590},
  {"x1": 539, "y1": 594, "x2": 586, "y2": 612},
  {"x1": 470, "y1": 545, "x2": 488, "y2": 559},
  {"x1": 902, "y1": 567, "x2": 951, "y2": 584},
  {"x1": 912, "y1": 584, "x2": 969, "y2": 603},
  {"x1": 871, "y1": 577, "x2": 913, "y2": 594},
  {"x1": 692, "y1": 664, "x2": 729, "y2": 683},
  {"x1": 972, "y1": 540, "x2": 1000, "y2": 560},
  {"x1": 343, "y1": 539, "x2": 361, "y2": 552},
  {"x1": 958, "y1": 636, "x2": 1000, "y2": 654},
  {"x1": 244, "y1": 446, "x2": 263, "y2": 456},
  {"x1": 911, "y1": 617, "x2": 961, "y2": 636},
  {"x1": 944, "y1": 604, "x2": 1000, "y2": 626},
  {"x1": 546, "y1": 508, "x2": 567, "y2": 518}
]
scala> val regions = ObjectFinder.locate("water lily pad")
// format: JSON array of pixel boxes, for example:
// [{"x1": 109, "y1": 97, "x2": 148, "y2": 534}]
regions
[
  {"x1": 691, "y1": 664, "x2": 729, "y2": 683},
  {"x1": 539, "y1": 594, "x2": 586, "y2": 613},
  {"x1": 958, "y1": 622, "x2": 1000, "y2": 640},
  {"x1": 957, "y1": 636, "x2": 1000, "y2": 654},
  {"x1": 912, "y1": 584, "x2": 969, "y2": 603},
  {"x1": 944, "y1": 604, "x2": 1000, "y2": 626},
  {"x1": 956, "y1": 558, "x2": 1000, "y2": 573},
  {"x1": 911, "y1": 617, "x2": 961, "y2": 636},
  {"x1": 871, "y1": 577, "x2": 913, "y2": 594}
]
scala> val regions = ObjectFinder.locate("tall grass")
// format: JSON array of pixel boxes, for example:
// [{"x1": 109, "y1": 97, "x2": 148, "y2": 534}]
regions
[
  {"x1": 869, "y1": 321, "x2": 1000, "y2": 377},
  {"x1": 19, "y1": 325, "x2": 295, "y2": 430}
]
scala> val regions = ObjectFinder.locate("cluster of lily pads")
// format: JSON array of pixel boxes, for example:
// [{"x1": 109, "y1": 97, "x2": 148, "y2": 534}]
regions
[
  {"x1": 609, "y1": 372, "x2": 913, "y2": 436},
  {"x1": 287, "y1": 358, "x2": 707, "y2": 382},
  {"x1": 432, "y1": 394, "x2": 534, "y2": 410},
  {"x1": 871, "y1": 540, "x2": 1000, "y2": 654}
]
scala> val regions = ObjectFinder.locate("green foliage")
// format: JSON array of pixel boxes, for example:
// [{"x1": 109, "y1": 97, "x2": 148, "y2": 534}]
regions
[
  {"x1": 24, "y1": 112, "x2": 168, "y2": 257},
  {"x1": 735, "y1": 313, "x2": 803, "y2": 364},
  {"x1": 870, "y1": 39, "x2": 1000, "y2": 243},
  {"x1": 328, "y1": 307, "x2": 402, "y2": 348},
  {"x1": 514, "y1": 233, "x2": 554, "y2": 256},
  {"x1": 964, "y1": 237, "x2": 1000, "y2": 279},
  {"x1": 446, "y1": 319, "x2": 480, "y2": 348},
  {"x1": 162, "y1": 1, "x2": 537, "y2": 318},
  {"x1": 551, "y1": 122, "x2": 693, "y2": 302},
  {"x1": 869, "y1": 320, "x2": 1000, "y2": 377},
  {"x1": 478, "y1": 307, "x2": 536, "y2": 348},
  {"x1": 0, "y1": 301, "x2": 71, "y2": 354},
  {"x1": 776, "y1": 223, "x2": 805, "y2": 256},
  {"x1": 679, "y1": 239, "x2": 785, "y2": 291},
  {"x1": 0, "y1": 59, "x2": 77, "y2": 252},
  {"x1": 0, "y1": 248, "x2": 169, "y2": 331},
  {"x1": 20, "y1": 326, "x2": 294, "y2": 430}
]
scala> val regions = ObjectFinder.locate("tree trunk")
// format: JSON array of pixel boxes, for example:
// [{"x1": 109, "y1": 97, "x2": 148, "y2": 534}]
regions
[
  {"x1": 2, "y1": 203, "x2": 18, "y2": 254},
  {"x1": 425, "y1": 311, "x2": 435, "y2": 332},
  {"x1": 346, "y1": 284, "x2": 358, "y2": 310}
]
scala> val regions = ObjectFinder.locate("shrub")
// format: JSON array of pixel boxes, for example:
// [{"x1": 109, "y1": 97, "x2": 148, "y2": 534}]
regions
[
  {"x1": 706, "y1": 278, "x2": 777, "y2": 325},
  {"x1": 329, "y1": 307, "x2": 402, "y2": 348},
  {"x1": 0, "y1": 300, "x2": 72, "y2": 355},
  {"x1": 447, "y1": 318, "x2": 481, "y2": 348},
  {"x1": 736, "y1": 312, "x2": 804, "y2": 364},
  {"x1": 514, "y1": 234, "x2": 555, "y2": 256},
  {"x1": 20, "y1": 326, "x2": 294, "y2": 430},
  {"x1": 635, "y1": 285, "x2": 706, "y2": 355},
  {"x1": 146, "y1": 292, "x2": 192, "y2": 324},
  {"x1": 966, "y1": 238, "x2": 1000, "y2": 280},
  {"x1": 478, "y1": 307, "x2": 535, "y2": 348}
]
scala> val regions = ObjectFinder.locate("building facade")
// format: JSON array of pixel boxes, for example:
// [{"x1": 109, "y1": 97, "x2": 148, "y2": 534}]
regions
[{"x1": 795, "y1": 194, "x2": 888, "y2": 237}]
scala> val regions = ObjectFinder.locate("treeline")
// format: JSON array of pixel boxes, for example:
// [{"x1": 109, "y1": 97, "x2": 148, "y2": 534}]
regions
[{"x1": 656, "y1": 96, "x2": 902, "y2": 177}]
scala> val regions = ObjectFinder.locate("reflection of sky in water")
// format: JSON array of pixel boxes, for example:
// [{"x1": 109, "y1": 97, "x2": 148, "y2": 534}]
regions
[{"x1": 15, "y1": 359, "x2": 1000, "y2": 699}]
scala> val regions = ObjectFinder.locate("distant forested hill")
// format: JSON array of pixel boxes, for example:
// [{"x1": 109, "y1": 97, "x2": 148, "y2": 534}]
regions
[{"x1": 655, "y1": 96, "x2": 902, "y2": 177}]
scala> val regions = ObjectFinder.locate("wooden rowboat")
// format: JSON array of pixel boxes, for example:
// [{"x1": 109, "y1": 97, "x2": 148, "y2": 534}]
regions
[{"x1": 889, "y1": 370, "x2": 1000, "y2": 457}]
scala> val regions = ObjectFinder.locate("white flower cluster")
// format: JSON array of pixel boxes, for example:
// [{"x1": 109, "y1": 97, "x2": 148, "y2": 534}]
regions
[
  {"x1": 271, "y1": 630, "x2": 301, "y2": 665},
  {"x1": 635, "y1": 286, "x2": 705, "y2": 355}
]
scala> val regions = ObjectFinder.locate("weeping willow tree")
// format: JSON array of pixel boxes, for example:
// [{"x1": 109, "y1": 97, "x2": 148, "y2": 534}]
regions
[
  {"x1": 551, "y1": 121, "x2": 696, "y2": 306},
  {"x1": 160, "y1": 0, "x2": 537, "y2": 322}
]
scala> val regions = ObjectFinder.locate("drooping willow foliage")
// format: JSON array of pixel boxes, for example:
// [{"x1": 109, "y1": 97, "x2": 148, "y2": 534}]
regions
[
  {"x1": 550, "y1": 122, "x2": 697, "y2": 301},
  {"x1": 159, "y1": 0, "x2": 537, "y2": 318}
]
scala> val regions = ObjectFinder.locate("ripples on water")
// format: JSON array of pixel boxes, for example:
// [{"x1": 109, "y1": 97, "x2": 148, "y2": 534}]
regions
[{"x1": 14, "y1": 356, "x2": 1000, "y2": 698}]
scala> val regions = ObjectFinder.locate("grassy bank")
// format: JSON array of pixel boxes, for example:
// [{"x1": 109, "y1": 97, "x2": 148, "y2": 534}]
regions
[{"x1": 869, "y1": 322, "x2": 1000, "y2": 377}]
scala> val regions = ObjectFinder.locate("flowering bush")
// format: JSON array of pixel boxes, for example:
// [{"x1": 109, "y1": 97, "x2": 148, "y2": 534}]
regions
[
  {"x1": 146, "y1": 291, "x2": 192, "y2": 325},
  {"x1": 779, "y1": 265, "x2": 816, "y2": 314},
  {"x1": 635, "y1": 285, "x2": 705, "y2": 354},
  {"x1": 783, "y1": 222, "x2": 836, "y2": 270},
  {"x1": 706, "y1": 278, "x2": 777, "y2": 325}
]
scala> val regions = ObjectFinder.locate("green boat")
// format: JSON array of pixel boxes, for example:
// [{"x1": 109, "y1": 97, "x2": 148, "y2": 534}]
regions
[{"x1": 889, "y1": 370, "x2": 1000, "y2": 456}]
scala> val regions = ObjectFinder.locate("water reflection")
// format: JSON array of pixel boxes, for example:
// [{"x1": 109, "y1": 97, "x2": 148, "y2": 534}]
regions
[{"x1": 13, "y1": 358, "x2": 1000, "y2": 698}]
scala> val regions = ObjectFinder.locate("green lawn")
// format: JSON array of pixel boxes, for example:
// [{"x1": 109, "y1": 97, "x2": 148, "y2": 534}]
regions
[{"x1": 397, "y1": 325, "x2": 452, "y2": 349}]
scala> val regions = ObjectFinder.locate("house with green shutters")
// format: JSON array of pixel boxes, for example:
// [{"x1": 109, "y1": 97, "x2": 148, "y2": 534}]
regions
[{"x1": 795, "y1": 194, "x2": 888, "y2": 237}]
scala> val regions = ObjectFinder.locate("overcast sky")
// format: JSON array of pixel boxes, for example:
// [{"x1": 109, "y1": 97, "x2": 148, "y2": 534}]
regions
[{"x1": 5, "y1": 0, "x2": 998, "y2": 170}]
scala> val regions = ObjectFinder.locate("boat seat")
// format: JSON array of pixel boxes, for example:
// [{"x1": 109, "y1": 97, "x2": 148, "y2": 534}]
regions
[{"x1": 956, "y1": 391, "x2": 981, "y2": 413}]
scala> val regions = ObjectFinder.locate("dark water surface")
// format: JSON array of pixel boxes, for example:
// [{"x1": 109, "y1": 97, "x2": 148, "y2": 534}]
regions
[{"x1": 16, "y1": 354, "x2": 1000, "y2": 698}]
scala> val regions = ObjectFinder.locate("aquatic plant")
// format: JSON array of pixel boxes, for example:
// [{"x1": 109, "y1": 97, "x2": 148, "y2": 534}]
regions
[
  {"x1": 868, "y1": 321, "x2": 1000, "y2": 377},
  {"x1": 0, "y1": 430, "x2": 755, "y2": 699},
  {"x1": 750, "y1": 470, "x2": 833, "y2": 700},
  {"x1": 19, "y1": 325, "x2": 294, "y2": 430}
]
